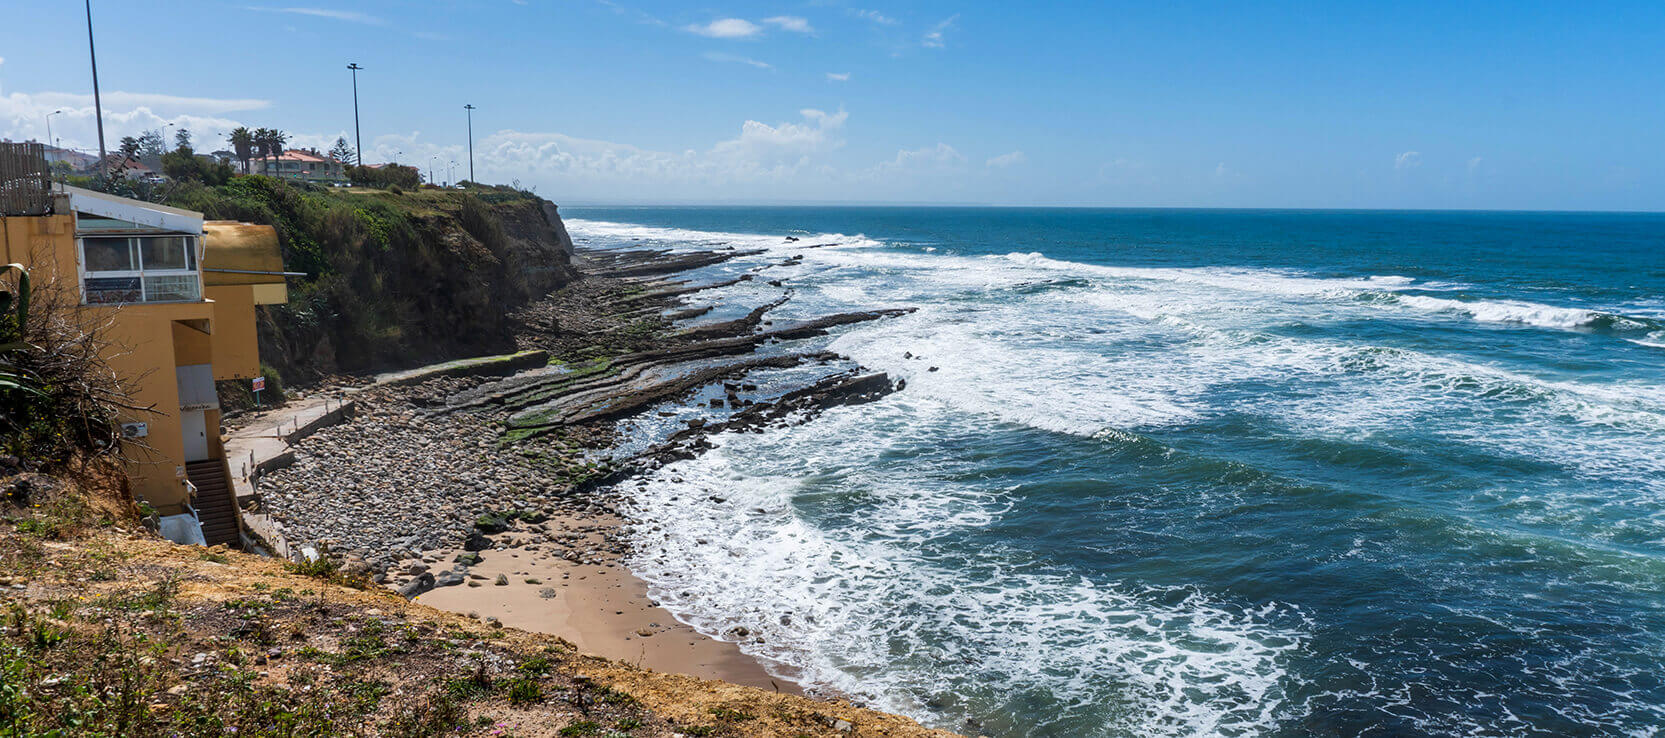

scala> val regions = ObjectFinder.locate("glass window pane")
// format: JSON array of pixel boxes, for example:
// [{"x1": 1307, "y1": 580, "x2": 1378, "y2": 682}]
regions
[
  {"x1": 82, "y1": 238, "x2": 135, "y2": 272},
  {"x1": 142, "y1": 274, "x2": 200, "y2": 302},
  {"x1": 84, "y1": 276, "x2": 141, "y2": 304},
  {"x1": 140, "y1": 236, "x2": 190, "y2": 270}
]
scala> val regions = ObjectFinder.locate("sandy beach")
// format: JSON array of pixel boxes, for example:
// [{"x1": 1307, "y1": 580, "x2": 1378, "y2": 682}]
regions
[{"x1": 415, "y1": 511, "x2": 801, "y2": 694}]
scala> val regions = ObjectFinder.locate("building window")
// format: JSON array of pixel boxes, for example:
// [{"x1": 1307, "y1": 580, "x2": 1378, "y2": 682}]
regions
[{"x1": 80, "y1": 235, "x2": 201, "y2": 304}]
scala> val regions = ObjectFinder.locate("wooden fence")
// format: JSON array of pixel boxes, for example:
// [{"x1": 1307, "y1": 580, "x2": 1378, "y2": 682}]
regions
[{"x1": 0, "y1": 142, "x2": 53, "y2": 217}]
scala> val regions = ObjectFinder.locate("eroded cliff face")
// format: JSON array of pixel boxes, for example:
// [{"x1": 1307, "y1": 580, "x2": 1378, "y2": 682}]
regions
[{"x1": 252, "y1": 190, "x2": 578, "y2": 383}]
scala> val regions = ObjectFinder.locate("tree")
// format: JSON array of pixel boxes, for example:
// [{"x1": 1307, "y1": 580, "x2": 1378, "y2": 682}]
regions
[
  {"x1": 253, "y1": 128, "x2": 288, "y2": 178},
  {"x1": 162, "y1": 149, "x2": 233, "y2": 186},
  {"x1": 136, "y1": 129, "x2": 166, "y2": 168},
  {"x1": 252, "y1": 128, "x2": 273, "y2": 174},
  {"x1": 115, "y1": 136, "x2": 142, "y2": 172},
  {"x1": 327, "y1": 136, "x2": 355, "y2": 165},
  {"x1": 173, "y1": 127, "x2": 192, "y2": 152},
  {"x1": 228, "y1": 127, "x2": 255, "y2": 173}
]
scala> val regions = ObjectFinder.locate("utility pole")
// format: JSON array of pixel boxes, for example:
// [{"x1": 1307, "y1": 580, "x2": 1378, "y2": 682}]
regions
[
  {"x1": 429, "y1": 155, "x2": 438, "y2": 185},
  {"x1": 463, "y1": 104, "x2": 476, "y2": 184},
  {"x1": 347, "y1": 63, "x2": 364, "y2": 166},
  {"x1": 85, "y1": 0, "x2": 107, "y2": 175}
]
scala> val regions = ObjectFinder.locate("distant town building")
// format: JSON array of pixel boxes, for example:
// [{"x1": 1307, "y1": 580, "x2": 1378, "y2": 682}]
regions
[
  {"x1": 247, "y1": 148, "x2": 348, "y2": 184},
  {"x1": 96, "y1": 154, "x2": 156, "y2": 181},
  {"x1": 42, "y1": 145, "x2": 100, "y2": 171}
]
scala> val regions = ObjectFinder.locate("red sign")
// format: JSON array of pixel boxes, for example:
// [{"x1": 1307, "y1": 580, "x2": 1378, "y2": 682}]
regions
[{"x1": 252, "y1": 376, "x2": 265, "y2": 392}]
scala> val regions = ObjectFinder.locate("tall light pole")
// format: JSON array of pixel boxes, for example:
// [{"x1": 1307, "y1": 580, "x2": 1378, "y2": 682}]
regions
[
  {"x1": 347, "y1": 63, "x2": 364, "y2": 166},
  {"x1": 428, "y1": 155, "x2": 438, "y2": 185},
  {"x1": 45, "y1": 110, "x2": 62, "y2": 149},
  {"x1": 463, "y1": 104, "x2": 475, "y2": 184},
  {"x1": 448, "y1": 160, "x2": 456, "y2": 186},
  {"x1": 85, "y1": 0, "x2": 107, "y2": 174}
]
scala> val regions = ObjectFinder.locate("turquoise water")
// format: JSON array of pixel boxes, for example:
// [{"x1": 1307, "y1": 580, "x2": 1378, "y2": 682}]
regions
[{"x1": 565, "y1": 207, "x2": 1665, "y2": 737}]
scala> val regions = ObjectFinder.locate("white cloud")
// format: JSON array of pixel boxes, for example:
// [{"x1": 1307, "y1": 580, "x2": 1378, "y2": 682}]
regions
[
  {"x1": 870, "y1": 143, "x2": 965, "y2": 177},
  {"x1": 1395, "y1": 150, "x2": 1422, "y2": 170},
  {"x1": 1212, "y1": 161, "x2": 1244, "y2": 183},
  {"x1": 458, "y1": 107, "x2": 851, "y2": 193},
  {"x1": 826, "y1": 72, "x2": 851, "y2": 82},
  {"x1": 245, "y1": 6, "x2": 385, "y2": 25},
  {"x1": 0, "y1": 89, "x2": 276, "y2": 151},
  {"x1": 684, "y1": 18, "x2": 762, "y2": 38},
  {"x1": 763, "y1": 16, "x2": 814, "y2": 33},
  {"x1": 923, "y1": 14, "x2": 959, "y2": 48},
  {"x1": 851, "y1": 9, "x2": 898, "y2": 25},
  {"x1": 986, "y1": 151, "x2": 1026, "y2": 168},
  {"x1": 1467, "y1": 156, "x2": 1483, "y2": 174},
  {"x1": 702, "y1": 52, "x2": 773, "y2": 70}
]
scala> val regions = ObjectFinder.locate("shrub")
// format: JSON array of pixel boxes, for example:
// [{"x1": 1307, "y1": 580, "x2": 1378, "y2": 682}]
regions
[{"x1": 504, "y1": 677, "x2": 543, "y2": 706}]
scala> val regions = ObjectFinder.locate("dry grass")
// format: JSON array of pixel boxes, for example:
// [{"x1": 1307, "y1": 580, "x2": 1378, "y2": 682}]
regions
[{"x1": 0, "y1": 472, "x2": 960, "y2": 738}]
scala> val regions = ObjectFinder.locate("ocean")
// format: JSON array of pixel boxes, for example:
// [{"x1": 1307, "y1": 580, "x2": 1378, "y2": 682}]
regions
[{"x1": 562, "y1": 206, "x2": 1665, "y2": 737}]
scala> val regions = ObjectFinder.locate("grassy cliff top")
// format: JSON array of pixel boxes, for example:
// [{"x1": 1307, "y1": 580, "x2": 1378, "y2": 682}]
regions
[{"x1": 0, "y1": 465, "x2": 959, "y2": 738}]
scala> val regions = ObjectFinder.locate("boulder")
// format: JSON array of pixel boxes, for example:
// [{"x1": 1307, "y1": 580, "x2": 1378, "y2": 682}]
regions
[{"x1": 396, "y1": 572, "x2": 434, "y2": 599}]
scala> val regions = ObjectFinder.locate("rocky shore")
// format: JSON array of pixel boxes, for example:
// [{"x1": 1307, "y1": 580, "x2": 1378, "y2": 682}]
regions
[{"x1": 252, "y1": 245, "x2": 910, "y2": 686}]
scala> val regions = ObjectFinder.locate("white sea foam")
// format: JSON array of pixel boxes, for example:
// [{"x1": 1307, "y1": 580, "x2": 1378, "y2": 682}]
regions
[
  {"x1": 565, "y1": 218, "x2": 884, "y2": 254},
  {"x1": 1629, "y1": 331, "x2": 1665, "y2": 349},
  {"x1": 1392, "y1": 294, "x2": 1627, "y2": 331},
  {"x1": 622, "y1": 403, "x2": 1308, "y2": 737},
  {"x1": 564, "y1": 216, "x2": 1665, "y2": 735}
]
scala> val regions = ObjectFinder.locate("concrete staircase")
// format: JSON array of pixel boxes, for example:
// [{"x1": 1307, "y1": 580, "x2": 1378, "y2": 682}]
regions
[{"x1": 186, "y1": 460, "x2": 241, "y2": 547}]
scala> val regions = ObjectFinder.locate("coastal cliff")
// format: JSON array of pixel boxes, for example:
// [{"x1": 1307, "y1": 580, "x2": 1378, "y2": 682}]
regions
[{"x1": 166, "y1": 178, "x2": 578, "y2": 389}]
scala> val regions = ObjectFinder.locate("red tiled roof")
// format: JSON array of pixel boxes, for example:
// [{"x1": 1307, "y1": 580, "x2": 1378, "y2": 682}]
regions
[
  {"x1": 272, "y1": 149, "x2": 331, "y2": 163},
  {"x1": 98, "y1": 154, "x2": 152, "y2": 173}
]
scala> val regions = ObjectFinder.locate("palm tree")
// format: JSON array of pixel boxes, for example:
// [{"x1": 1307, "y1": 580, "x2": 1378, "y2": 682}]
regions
[
  {"x1": 252, "y1": 128, "x2": 289, "y2": 179},
  {"x1": 252, "y1": 128, "x2": 274, "y2": 176},
  {"x1": 228, "y1": 127, "x2": 255, "y2": 173}
]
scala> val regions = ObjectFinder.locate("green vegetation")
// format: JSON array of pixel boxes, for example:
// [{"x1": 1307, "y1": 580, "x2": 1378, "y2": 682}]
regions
[
  {"x1": 0, "y1": 264, "x2": 122, "y2": 464},
  {"x1": 159, "y1": 175, "x2": 560, "y2": 384},
  {"x1": 348, "y1": 163, "x2": 422, "y2": 190},
  {"x1": 503, "y1": 677, "x2": 543, "y2": 706}
]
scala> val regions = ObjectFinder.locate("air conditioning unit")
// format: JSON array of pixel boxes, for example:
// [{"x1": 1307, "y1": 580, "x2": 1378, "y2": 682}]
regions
[{"x1": 120, "y1": 422, "x2": 149, "y2": 438}]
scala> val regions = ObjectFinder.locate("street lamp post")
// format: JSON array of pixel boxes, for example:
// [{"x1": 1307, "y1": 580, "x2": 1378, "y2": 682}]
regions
[
  {"x1": 85, "y1": 0, "x2": 108, "y2": 175},
  {"x1": 448, "y1": 160, "x2": 456, "y2": 186},
  {"x1": 346, "y1": 63, "x2": 364, "y2": 166},
  {"x1": 45, "y1": 109, "x2": 62, "y2": 149},
  {"x1": 463, "y1": 104, "x2": 475, "y2": 184},
  {"x1": 429, "y1": 156, "x2": 438, "y2": 185}
]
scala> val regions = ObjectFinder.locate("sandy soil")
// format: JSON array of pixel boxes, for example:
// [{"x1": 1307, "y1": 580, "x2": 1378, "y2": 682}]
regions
[{"x1": 416, "y1": 512, "x2": 802, "y2": 695}]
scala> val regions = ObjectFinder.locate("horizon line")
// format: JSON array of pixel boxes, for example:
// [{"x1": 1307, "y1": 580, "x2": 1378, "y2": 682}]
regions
[{"x1": 558, "y1": 201, "x2": 1665, "y2": 215}]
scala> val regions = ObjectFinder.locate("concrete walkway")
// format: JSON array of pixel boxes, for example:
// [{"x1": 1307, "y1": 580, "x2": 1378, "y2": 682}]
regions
[
  {"x1": 223, "y1": 394, "x2": 356, "y2": 558},
  {"x1": 222, "y1": 348, "x2": 555, "y2": 558}
]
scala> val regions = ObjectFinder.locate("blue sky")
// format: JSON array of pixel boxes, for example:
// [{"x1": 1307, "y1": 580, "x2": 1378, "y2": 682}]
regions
[{"x1": 2, "y1": 1, "x2": 1661, "y2": 209}]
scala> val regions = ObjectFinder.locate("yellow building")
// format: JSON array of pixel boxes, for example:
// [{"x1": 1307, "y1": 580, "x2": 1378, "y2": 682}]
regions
[{"x1": 1, "y1": 162, "x2": 288, "y2": 546}]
